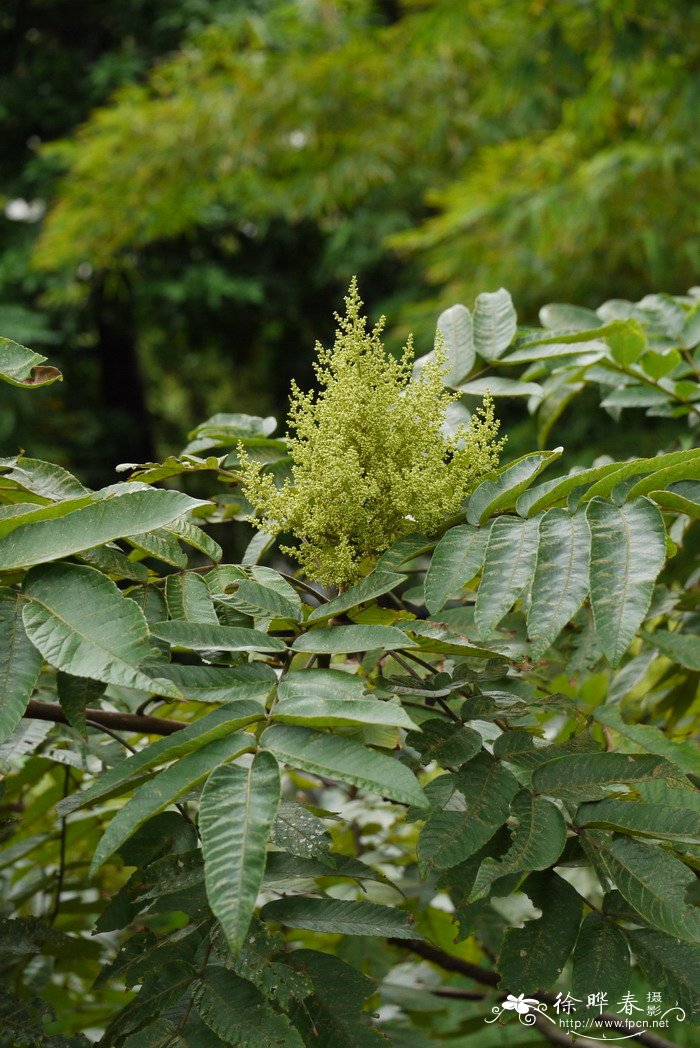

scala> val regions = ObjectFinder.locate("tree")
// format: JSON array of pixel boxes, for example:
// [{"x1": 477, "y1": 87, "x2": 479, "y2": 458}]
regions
[{"x1": 0, "y1": 283, "x2": 698, "y2": 1045}]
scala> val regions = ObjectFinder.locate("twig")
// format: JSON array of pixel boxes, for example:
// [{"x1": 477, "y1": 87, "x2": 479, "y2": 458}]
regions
[
  {"x1": 25, "y1": 700, "x2": 186, "y2": 737},
  {"x1": 48, "y1": 766, "x2": 71, "y2": 924},
  {"x1": 275, "y1": 571, "x2": 329, "y2": 603},
  {"x1": 389, "y1": 939, "x2": 681, "y2": 1048}
]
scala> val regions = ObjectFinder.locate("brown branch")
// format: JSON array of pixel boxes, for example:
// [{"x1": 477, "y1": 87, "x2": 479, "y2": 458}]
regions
[
  {"x1": 25, "y1": 700, "x2": 186, "y2": 737},
  {"x1": 390, "y1": 939, "x2": 682, "y2": 1048}
]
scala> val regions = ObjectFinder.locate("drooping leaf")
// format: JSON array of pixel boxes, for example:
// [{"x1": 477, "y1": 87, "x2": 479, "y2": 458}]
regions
[
  {"x1": 164, "y1": 516, "x2": 222, "y2": 562},
  {"x1": 527, "y1": 508, "x2": 590, "y2": 656},
  {"x1": 598, "y1": 835, "x2": 700, "y2": 944},
  {"x1": 153, "y1": 663, "x2": 275, "y2": 705},
  {"x1": 151, "y1": 620, "x2": 287, "y2": 653},
  {"x1": 417, "y1": 753, "x2": 519, "y2": 871},
  {"x1": 472, "y1": 288, "x2": 517, "y2": 361},
  {"x1": 424, "y1": 524, "x2": 490, "y2": 614},
  {"x1": 0, "y1": 589, "x2": 43, "y2": 744},
  {"x1": 200, "y1": 752, "x2": 280, "y2": 956},
  {"x1": 260, "y1": 897, "x2": 416, "y2": 938},
  {"x1": 405, "y1": 719, "x2": 482, "y2": 770},
  {"x1": 586, "y1": 497, "x2": 666, "y2": 665},
  {"x1": 194, "y1": 968, "x2": 304, "y2": 1048},
  {"x1": 291, "y1": 624, "x2": 411, "y2": 654},
  {"x1": 287, "y1": 950, "x2": 386, "y2": 1048},
  {"x1": 623, "y1": 927, "x2": 700, "y2": 1021},
  {"x1": 0, "y1": 488, "x2": 206, "y2": 569},
  {"x1": 165, "y1": 573, "x2": 219, "y2": 623},
  {"x1": 56, "y1": 672, "x2": 106, "y2": 735},
  {"x1": 532, "y1": 752, "x2": 688, "y2": 803},
  {"x1": 575, "y1": 798, "x2": 700, "y2": 844},
  {"x1": 458, "y1": 376, "x2": 543, "y2": 397},
  {"x1": 261, "y1": 724, "x2": 427, "y2": 808},
  {"x1": 22, "y1": 563, "x2": 182, "y2": 699},
  {"x1": 467, "y1": 450, "x2": 562, "y2": 525},
  {"x1": 470, "y1": 790, "x2": 567, "y2": 900},
  {"x1": 474, "y1": 516, "x2": 540, "y2": 633},
  {"x1": 571, "y1": 912, "x2": 630, "y2": 1003},
  {"x1": 90, "y1": 732, "x2": 255, "y2": 873},
  {"x1": 498, "y1": 871, "x2": 583, "y2": 992}
]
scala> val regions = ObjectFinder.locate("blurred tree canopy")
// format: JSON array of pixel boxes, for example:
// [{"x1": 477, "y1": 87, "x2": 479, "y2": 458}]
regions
[{"x1": 1, "y1": 0, "x2": 698, "y2": 480}]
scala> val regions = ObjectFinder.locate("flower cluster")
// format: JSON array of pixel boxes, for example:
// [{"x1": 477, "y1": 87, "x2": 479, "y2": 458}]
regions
[{"x1": 240, "y1": 280, "x2": 504, "y2": 585}]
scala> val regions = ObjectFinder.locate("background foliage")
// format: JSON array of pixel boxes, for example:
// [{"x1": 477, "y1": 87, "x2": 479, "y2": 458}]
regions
[{"x1": 1, "y1": 0, "x2": 698, "y2": 484}]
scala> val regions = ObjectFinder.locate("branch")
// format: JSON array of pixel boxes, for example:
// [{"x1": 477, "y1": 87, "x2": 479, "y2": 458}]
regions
[
  {"x1": 390, "y1": 940, "x2": 682, "y2": 1048},
  {"x1": 25, "y1": 700, "x2": 186, "y2": 736}
]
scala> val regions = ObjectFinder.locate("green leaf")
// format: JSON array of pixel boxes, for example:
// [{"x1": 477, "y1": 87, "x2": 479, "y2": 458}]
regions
[
  {"x1": 587, "y1": 497, "x2": 666, "y2": 665},
  {"x1": 273, "y1": 692, "x2": 413, "y2": 730},
  {"x1": 278, "y1": 668, "x2": 365, "y2": 703},
  {"x1": 457, "y1": 376, "x2": 543, "y2": 397},
  {"x1": 271, "y1": 801, "x2": 331, "y2": 858},
  {"x1": 417, "y1": 753, "x2": 519, "y2": 871},
  {"x1": 231, "y1": 579, "x2": 302, "y2": 622},
  {"x1": 0, "y1": 488, "x2": 206, "y2": 569},
  {"x1": 580, "y1": 449, "x2": 700, "y2": 503},
  {"x1": 527, "y1": 509, "x2": 590, "y2": 656},
  {"x1": 56, "y1": 672, "x2": 106, "y2": 735},
  {"x1": 307, "y1": 570, "x2": 404, "y2": 623},
  {"x1": 165, "y1": 573, "x2": 219, "y2": 623},
  {"x1": 470, "y1": 790, "x2": 567, "y2": 900},
  {"x1": 0, "y1": 589, "x2": 43, "y2": 744},
  {"x1": 645, "y1": 628, "x2": 700, "y2": 671},
  {"x1": 0, "y1": 455, "x2": 88, "y2": 500},
  {"x1": 624, "y1": 927, "x2": 700, "y2": 1021},
  {"x1": 472, "y1": 288, "x2": 517, "y2": 361},
  {"x1": 260, "y1": 897, "x2": 416, "y2": 938},
  {"x1": 59, "y1": 706, "x2": 264, "y2": 817},
  {"x1": 498, "y1": 871, "x2": 583, "y2": 993},
  {"x1": 90, "y1": 732, "x2": 254, "y2": 873},
  {"x1": 402, "y1": 620, "x2": 500, "y2": 658},
  {"x1": 291, "y1": 624, "x2": 411, "y2": 654},
  {"x1": 150, "y1": 621, "x2": 286, "y2": 653},
  {"x1": 539, "y1": 303, "x2": 604, "y2": 331},
  {"x1": 261, "y1": 724, "x2": 427, "y2": 808},
  {"x1": 0, "y1": 336, "x2": 62, "y2": 388},
  {"x1": 164, "y1": 516, "x2": 222, "y2": 562},
  {"x1": 532, "y1": 752, "x2": 687, "y2": 803},
  {"x1": 593, "y1": 704, "x2": 700, "y2": 778},
  {"x1": 405, "y1": 719, "x2": 482, "y2": 770},
  {"x1": 600, "y1": 834, "x2": 700, "y2": 944},
  {"x1": 467, "y1": 450, "x2": 562, "y2": 525},
  {"x1": 575, "y1": 798, "x2": 700, "y2": 844},
  {"x1": 625, "y1": 456, "x2": 700, "y2": 500},
  {"x1": 516, "y1": 462, "x2": 633, "y2": 517},
  {"x1": 22, "y1": 563, "x2": 181, "y2": 699},
  {"x1": 649, "y1": 485, "x2": 700, "y2": 518},
  {"x1": 200, "y1": 752, "x2": 280, "y2": 956},
  {"x1": 126, "y1": 527, "x2": 188, "y2": 568},
  {"x1": 424, "y1": 524, "x2": 490, "y2": 614},
  {"x1": 436, "y1": 303, "x2": 475, "y2": 385},
  {"x1": 474, "y1": 516, "x2": 540, "y2": 632},
  {"x1": 77, "y1": 543, "x2": 149, "y2": 581},
  {"x1": 194, "y1": 968, "x2": 304, "y2": 1048},
  {"x1": 153, "y1": 663, "x2": 275, "y2": 704},
  {"x1": 571, "y1": 912, "x2": 630, "y2": 1003},
  {"x1": 603, "y1": 318, "x2": 648, "y2": 365},
  {"x1": 287, "y1": 950, "x2": 386, "y2": 1048}
]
